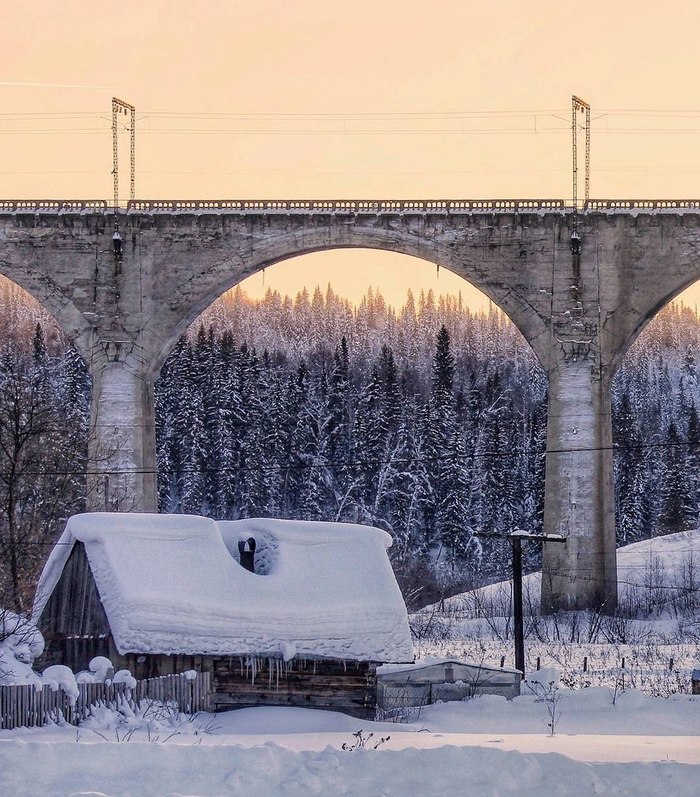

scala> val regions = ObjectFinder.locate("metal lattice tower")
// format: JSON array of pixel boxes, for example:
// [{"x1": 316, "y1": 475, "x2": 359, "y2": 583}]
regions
[
  {"x1": 111, "y1": 97, "x2": 136, "y2": 226},
  {"x1": 571, "y1": 95, "x2": 591, "y2": 232}
]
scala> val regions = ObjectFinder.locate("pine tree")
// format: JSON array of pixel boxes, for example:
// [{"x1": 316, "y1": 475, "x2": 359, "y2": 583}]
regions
[{"x1": 658, "y1": 421, "x2": 694, "y2": 533}]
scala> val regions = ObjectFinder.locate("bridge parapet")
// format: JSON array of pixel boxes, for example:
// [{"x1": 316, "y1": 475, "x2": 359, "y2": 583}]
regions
[
  {"x1": 3, "y1": 198, "x2": 700, "y2": 214},
  {"x1": 0, "y1": 200, "x2": 108, "y2": 213},
  {"x1": 125, "y1": 198, "x2": 566, "y2": 214},
  {"x1": 586, "y1": 199, "x2": 700, "y2": 211},
  {"x1": 0, "y1": 198, "x2": 566, "y2": 215}
]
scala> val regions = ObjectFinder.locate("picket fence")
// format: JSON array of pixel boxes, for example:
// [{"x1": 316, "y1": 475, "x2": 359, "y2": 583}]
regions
[{"x1": 0, "y1": 671, "x2": 212, "y2": 731}]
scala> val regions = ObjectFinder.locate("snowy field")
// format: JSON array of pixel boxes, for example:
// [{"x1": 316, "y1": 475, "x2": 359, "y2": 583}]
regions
[
  {"x1": 1, "y1": 529, "x2": 699, "y2": 796},
  {"x1": 411, "y1": 530, "x2": 700, "y2": 695},
  {"x1": 0, "y1": 692, "x2": 699, "y2": 797}
]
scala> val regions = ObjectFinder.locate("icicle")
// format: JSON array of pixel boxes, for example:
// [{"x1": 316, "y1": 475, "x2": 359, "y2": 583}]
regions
[{"x1": 244, "y1": 656, "x2": 260, "y2": 684}]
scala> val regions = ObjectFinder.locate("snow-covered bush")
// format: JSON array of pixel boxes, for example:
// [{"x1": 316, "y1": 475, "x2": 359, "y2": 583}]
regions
[
  {"x1": 0, "y1": 609, "x2": 44, "y2": 687},
  {"x1": 76, "y1": 656, "x2": 116, "y2": 684},
  {"x1": 112, "y1": 669, "x2": 137, "y2": 689},
  {"x1": 523, "y1": 668, "x2": 562, "y2": 736},
  {"x1": 80, "y1": 698, "x2": 217, "y2": 742},
  {"x1": 41, "y1": 665, "x2": 79, "y2": 702}
]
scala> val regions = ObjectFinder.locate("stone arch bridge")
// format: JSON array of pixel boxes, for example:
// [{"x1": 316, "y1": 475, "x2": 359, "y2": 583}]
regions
[{"x1": 2, "y1": 197, "x2": 700, "y2": 612}]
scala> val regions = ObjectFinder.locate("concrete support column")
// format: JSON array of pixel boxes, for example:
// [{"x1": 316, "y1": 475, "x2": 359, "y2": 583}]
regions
[
  {"x1": 541, "y1": 362, "x2": 617, "y2": 612},
  {"x1": 86, "y1": 361, "x2": 157, "y2": 512}
]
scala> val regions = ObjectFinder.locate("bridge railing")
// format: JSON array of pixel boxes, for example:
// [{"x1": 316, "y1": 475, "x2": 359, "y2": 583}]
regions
[
  {"x1": 0, "y1": 200, "x2": 108, "y2": 213},
  {"x1": 586, "y1": 199, "x2": 700, "y2": 211},
  {"x1": 0, "y1": 198, "x2": 564, "y2": 214},
  {"x1": 125, "y1": 199, "x2": 567, "y2": 213},
  {"x1": 4, "y1": 198, "x2": 700, "y2": 214}
]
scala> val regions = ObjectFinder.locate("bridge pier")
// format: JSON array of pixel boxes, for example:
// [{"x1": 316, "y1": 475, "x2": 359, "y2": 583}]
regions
[
  {"x1": 86, "y1": 359, "x2": 157, "y2": 513},
  {"x1": 541, "y1": 362, "x2": 617, "y2": 611}
]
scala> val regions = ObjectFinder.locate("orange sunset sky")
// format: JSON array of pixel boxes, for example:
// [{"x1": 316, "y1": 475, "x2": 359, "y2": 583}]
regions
[{"x1": 4, "y1": 0, "x2": 700, "y2": 309}]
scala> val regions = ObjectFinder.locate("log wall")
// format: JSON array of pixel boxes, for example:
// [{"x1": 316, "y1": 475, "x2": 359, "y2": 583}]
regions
[{"x1": 211, "y1": 657, "x2": 377, "y2": 719}]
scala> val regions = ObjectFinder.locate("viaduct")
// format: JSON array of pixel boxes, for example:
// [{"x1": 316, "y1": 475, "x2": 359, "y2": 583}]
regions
[{"x1": 2, "y1": 197, "x2": 700, "y2": 612}]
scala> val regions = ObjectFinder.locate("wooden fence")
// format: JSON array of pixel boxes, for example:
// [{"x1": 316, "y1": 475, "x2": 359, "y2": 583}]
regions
[{"x1": 0, "y1": 671, "x2": 212, "y2": 731}]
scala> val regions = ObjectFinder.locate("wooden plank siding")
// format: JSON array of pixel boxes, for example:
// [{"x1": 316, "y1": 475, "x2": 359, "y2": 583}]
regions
[
  {"x1": 39, "y1": 543, "x2": 110, "y2": 637},
  {"x1": 37, "y1": 542, "x2": 111, "y2": 672}
]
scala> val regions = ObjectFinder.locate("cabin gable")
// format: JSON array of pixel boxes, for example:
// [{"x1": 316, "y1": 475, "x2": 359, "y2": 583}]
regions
[{"x1": 37, "y1": 542, "x2": 112, "y2": 670}]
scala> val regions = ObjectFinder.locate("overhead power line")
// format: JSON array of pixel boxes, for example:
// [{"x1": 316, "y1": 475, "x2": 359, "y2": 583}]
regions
[{"x1": 4, "y1": 434, "x2": 700, "y2": 479}]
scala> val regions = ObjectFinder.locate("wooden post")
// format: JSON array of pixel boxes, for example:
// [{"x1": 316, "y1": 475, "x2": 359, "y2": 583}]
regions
[
  {"x1": 504, "y1": 531, "x2": 565, "y2": 681},
  {"x1": 512, "y1": 535, "x2": 525, "y2": 679}
]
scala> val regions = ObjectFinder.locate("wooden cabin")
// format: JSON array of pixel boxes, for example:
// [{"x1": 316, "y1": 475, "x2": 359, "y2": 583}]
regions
[{"x1": 33, "y1": 513, "x2": 414, "y2": 718}]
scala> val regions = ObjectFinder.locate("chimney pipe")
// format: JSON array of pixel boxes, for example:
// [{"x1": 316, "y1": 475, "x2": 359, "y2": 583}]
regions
[{"x1": 237, "y1": 537, "x2": 256, "y2": 572}]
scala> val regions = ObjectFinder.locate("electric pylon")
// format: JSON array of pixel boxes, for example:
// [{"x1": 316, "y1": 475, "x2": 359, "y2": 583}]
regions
[
  {"x1": 111, "y1": 97, "x2": 136, "y2": 227},
  {"x1": 571, "y1": 95, "x2": 590, "y2": 236}
]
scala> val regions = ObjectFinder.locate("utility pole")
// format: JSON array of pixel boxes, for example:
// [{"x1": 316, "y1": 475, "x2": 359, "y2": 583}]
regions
[{"x1": 509, "y1": 531, "x2": 566, "y2": 678}]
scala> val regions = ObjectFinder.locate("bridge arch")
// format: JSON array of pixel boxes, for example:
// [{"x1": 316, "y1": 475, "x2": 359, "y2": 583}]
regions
[
  {"x1": 0, "y1": 259, "x2": 93, "y2": 363},
  {"x1": 154, "y1": 249, "x2": 549, "y2": 599},
  {"x1": 610, "y1": 277, "x2": 700, "y2": 552},
  {"x1": 144, "y1": 224, "x2": 551, "y2": 376},
  {"x1": 0, "y1": 274, "x2": 92, "y2": 610},
  {"x1": 609, "y1": 271, "x2": 700, "y2": 379}
]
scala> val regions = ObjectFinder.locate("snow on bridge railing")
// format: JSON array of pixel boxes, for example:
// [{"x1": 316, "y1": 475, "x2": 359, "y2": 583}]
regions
[{"x1": 124, "y1": 199, "x2": 566, "y2": 213}]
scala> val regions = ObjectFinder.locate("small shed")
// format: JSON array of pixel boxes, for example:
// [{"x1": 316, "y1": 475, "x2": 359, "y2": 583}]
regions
[
  {"x1": 33, "y1": 513, "x2": 414, "y2": 718},
  {"x1": 377, "y1": 658, "x2": 522, "y2": 714}
]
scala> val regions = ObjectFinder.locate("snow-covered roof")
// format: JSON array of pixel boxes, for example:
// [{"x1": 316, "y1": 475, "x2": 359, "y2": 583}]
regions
[{"x1": 33, "y1": 513, "x2": 413, "y2": 664}]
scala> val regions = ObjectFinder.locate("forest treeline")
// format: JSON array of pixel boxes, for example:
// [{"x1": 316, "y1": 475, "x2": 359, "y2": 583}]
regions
[
  {"x1": 157, "y1": 287, "x2": 547, "y2": 603},
  {"x1": 0, "y1": 277, "x2": 699, "y2": 609}
]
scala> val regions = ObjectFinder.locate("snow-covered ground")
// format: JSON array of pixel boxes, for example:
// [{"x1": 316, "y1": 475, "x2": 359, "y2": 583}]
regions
[
  {"x1": 1, "y1": 529, "x2": 698, "y2": 796},
  {"x1": 411, "y1": 530, "x2": 700, "y2": 695},
  {"x1": 0, "y1": 692, "x2": 699, "y2": 796}
]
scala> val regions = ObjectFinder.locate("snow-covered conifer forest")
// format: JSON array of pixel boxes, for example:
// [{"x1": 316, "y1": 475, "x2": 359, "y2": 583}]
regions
[{"x1": 1, "y1": 276, "x2": 700, "y2": 610}]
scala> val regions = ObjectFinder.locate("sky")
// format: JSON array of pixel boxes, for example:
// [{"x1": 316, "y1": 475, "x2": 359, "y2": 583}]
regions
[{"x1": 3, "y1": 0, "x2": 700, "y2": 309}]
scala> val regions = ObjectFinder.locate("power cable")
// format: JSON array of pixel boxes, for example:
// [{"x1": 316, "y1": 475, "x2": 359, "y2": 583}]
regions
[{"x1": 2, "y1": 430, "x2": 700, "y2": 479}]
